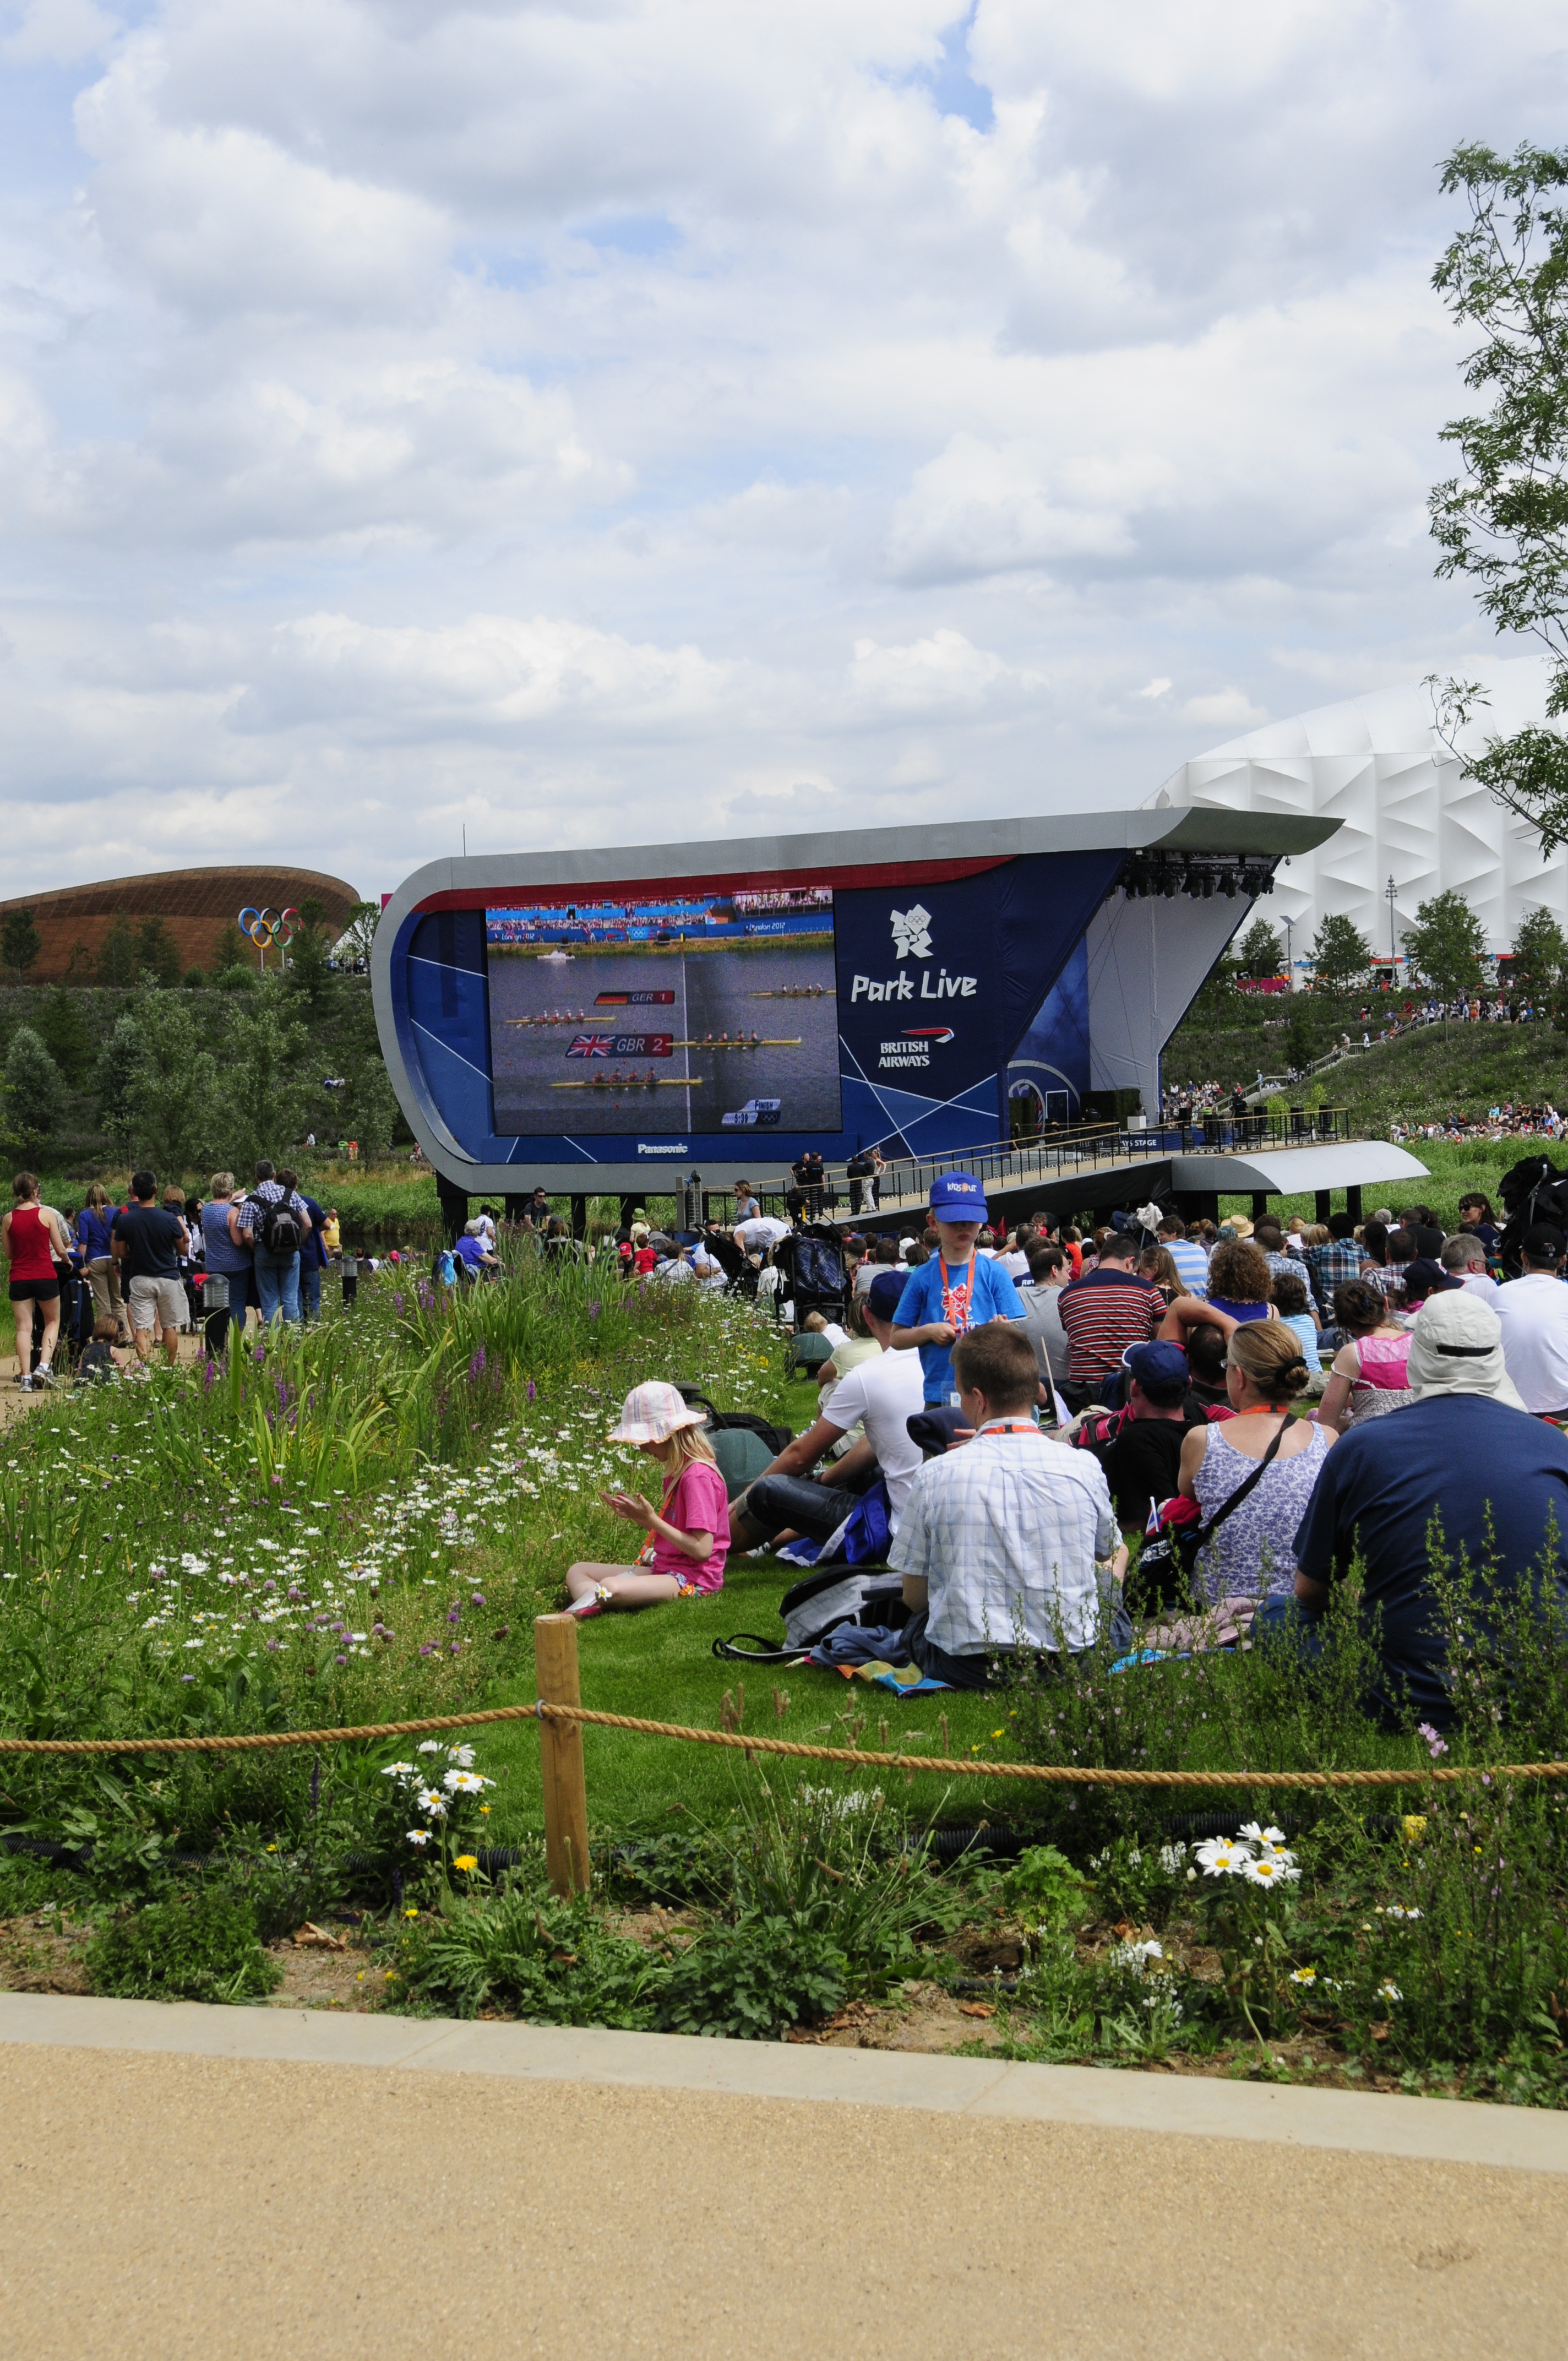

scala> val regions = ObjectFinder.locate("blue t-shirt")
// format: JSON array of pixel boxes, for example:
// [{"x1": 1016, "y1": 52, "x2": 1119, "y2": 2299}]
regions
[
  {"x1": 454, "y1": 1234, "x2": 487, "y2": 1270},
  {"x1": 1292, "y1": 1395, "x2": 1568, "y2": 1726},
  {"x1": 890, "y1": 1253, "x2": 1026, "y2": 1403}
]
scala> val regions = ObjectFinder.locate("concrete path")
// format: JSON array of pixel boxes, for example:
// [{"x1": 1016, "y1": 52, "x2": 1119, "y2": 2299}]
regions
[{"x1": 1, "y1": 1997, "x2": 1566, "y2": 2357}]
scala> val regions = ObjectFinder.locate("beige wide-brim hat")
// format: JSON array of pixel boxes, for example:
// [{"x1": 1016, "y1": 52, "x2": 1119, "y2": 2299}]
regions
[
  {"x1": 1227, "y1": 1216, "x2": 1255, "y2": 1238},
  {"x1": 607, "y1": 1381, "x2": 706, "y2": 1446}
]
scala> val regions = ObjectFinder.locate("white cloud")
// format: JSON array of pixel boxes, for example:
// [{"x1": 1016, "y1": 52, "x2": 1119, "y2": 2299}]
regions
[
  {"x1": 1180, "y1": 688, "x2": 1268, "y2": 730},
  {"x1": 0, "y1": 2, "x2": 1562, "y2": 895}
]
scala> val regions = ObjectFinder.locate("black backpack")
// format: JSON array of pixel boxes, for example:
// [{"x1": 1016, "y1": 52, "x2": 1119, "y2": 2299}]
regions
[{"x1": 260, "y1": 1196, "x2": 303, "y2": 1255}]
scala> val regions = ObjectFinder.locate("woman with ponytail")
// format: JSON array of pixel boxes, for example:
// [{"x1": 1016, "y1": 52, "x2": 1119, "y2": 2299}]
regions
[{"x1": 1175, "y1": 1319, "x2": 1333, "y2": 1609}]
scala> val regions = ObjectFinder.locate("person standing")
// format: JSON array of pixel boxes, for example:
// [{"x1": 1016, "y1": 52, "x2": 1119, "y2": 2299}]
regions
[
  {"x1": 299, "y1": 1186, "x2": 329, "y2": 1319},
  {"x1": 3, "y1": 1173, "x2": 70, "y2": 1389},
  {"x1": 1495, "y1": 1224, "x2": 1568, "y2": 1418},
  {"x1": 75, "y1": 1182, "x2": 130, "y2": 1344},
  {"x1": 111, "y1": 1171, "x2": 189, "y2": 1369},
  {"x1": 889, "y1": 1172, "x2": 1025, "y2": 1407},
  {"x1": 199, "y1": 1173, "x2": 251, "y2": 1357},
  {"x1": 235, "y1": 1160, "x2": 312, "y2": 1326}
]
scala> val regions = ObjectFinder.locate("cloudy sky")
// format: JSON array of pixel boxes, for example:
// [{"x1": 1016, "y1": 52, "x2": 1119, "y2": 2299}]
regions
[{"x1": 0, "y1": 0, "x2": 1564, "y2": 904}]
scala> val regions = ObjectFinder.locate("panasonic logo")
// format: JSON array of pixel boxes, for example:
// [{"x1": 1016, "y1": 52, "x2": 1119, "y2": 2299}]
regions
[{"x1": 637, "y1": 1143, "x2": 689, "y2": 1155}]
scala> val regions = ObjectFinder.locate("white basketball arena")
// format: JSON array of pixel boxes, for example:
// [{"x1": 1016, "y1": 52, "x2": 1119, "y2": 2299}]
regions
[{"x1": 1148, "y1": 654, "x2": 1564, "y2": 969}]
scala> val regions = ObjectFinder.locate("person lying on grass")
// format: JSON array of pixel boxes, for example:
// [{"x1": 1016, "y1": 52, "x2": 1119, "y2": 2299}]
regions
[{"x1": 564, "y1": 1381, "x2": 731, "y2": 1618}]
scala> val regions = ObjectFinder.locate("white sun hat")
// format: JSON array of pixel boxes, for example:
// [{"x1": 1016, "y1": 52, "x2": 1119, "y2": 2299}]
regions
[{"x1": 607, "y1": 1381, "x2": 706, "y2": 1446}]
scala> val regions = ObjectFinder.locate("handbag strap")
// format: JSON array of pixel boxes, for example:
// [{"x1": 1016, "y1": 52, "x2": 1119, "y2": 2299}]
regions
[{"x1": 1185, "y1": 1419, "x2": 1288, "y2": 1553}]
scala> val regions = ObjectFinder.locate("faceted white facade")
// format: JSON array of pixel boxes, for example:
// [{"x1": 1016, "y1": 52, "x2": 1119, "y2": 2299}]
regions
[{"x1": 1147, "y1": 655, "x2": 1565, "y2": 963}]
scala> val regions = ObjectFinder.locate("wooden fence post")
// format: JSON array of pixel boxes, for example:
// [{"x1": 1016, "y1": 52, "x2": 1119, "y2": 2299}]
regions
[{"x1": 535, "y1": 1613, "x2": 591, "y2": 1896}]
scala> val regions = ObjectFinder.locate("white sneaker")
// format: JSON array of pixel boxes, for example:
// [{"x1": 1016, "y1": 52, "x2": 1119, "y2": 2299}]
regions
[
  {"x1": 32, "y1": 1364, "x2": 53, "y2": 1387},
  {"x1": 17, "y1": 1374, "x2": 31, "y2": 1392}
]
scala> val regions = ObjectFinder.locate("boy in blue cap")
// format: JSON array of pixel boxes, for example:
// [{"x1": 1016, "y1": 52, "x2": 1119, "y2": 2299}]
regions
[{"x1": 890, "y1": 1171, "x2": 1026, "y2": 1405}]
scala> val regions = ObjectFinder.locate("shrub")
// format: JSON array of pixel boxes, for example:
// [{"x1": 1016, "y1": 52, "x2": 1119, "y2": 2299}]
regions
[
  {"x1": 86, "y1": 1887, "x2": 281, "y2": 2003},
  {"x1": 655, "y1": 1917, "x2": 848, "y2": 2038},
  {"x1": 390, "y1": 1884, "x2": 661, "y2": 2026}
]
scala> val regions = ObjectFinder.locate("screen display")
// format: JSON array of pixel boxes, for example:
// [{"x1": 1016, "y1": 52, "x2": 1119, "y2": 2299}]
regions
[{"x1": 485, "y1": 888, "x2": 841, "y2": 1137}]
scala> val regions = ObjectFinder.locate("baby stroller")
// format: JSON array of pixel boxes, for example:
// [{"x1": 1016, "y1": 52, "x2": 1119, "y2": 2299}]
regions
[
  {"x1": 696, "y1": 1226, "x2": 755, "y2": 1299},
  {"x1": 771, "y1": 1223, "x2": 848, "y2": 1326}
]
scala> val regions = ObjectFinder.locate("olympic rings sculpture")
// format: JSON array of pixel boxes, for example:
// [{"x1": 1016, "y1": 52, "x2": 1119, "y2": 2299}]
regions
[{"x1": 237, "y1": 905, "x2": 302, "y2": 951}]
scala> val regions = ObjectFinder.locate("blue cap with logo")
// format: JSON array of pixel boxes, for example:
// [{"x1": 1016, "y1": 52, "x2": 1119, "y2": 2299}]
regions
[{"x1": 928, "y1": 1171, "x2": 986, "y2": 1222}]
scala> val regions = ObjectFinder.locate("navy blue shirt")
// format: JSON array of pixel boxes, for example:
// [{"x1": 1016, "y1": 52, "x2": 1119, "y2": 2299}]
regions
[
  {"x1": 301, "y1": 1196, "x2": 328, "y2": 1271},
  {"x1": 1292, "y1": 1396, "x2": 1568, "y2": 1726}
]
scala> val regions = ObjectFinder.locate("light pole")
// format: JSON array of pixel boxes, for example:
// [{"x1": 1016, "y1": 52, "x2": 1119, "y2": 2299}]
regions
[
  {"x1": 1283, "y1": 912, "x2": 1294, "y2": 987},
  {"x1": 1386, "y1": 874, "x2": 1398, "y2": 967}
]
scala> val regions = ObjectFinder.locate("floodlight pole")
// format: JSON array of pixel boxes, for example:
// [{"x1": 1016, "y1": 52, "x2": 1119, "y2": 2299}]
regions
[{"x1": 1386, "y1": 874, "x2": 1398, "y2": 965}]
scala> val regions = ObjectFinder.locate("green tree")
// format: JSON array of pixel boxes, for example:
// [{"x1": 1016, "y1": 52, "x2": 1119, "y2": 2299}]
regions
[
  {"x1": 211, "y1": 921, "x2": 252, "y2": 972},
  {"x1": 336, "y1": 901, "x2": 381, "y2": 967},
  {"x1": 1234, "y1": 916, "x2": 1284, "y2": 977},
  {"x1": 217, "y1": 982, "x2": 311, "y2": 1174},
  {"x1": 1, "y1": 908, "x2": 42, "y2": 987},
  {"x1": 1507, "y1": 905, "x2": 1567, "y2": 1012},
  {"x1": 34, "y1": 984, "x2": 94, "y2": 1089},
  {"x1": 93, "y1": 1011, "x2": 145, "y2": 1158},
  {"x1": 134, "y1": 915, "x2": 183, "y2": 989},
  {"x1": 1283, "y1": 998, "x2": 1316, "y2": 1072},
  {"x1": 63, "y1": 939, "x2": 94, "y2": 984},
  {"x1": 338, "y1": 1052, "x2": 399, "y2": 1158},
  {"x1": 4, "y1": 1026, "x2": 64, "y2": 1147},
  {"x1": 96, "y1": 912, "x2": 138, "y2": 991},
  {"x1": 1429, "y1": 143, "x2": 1568, "y2": 848},
  {"x1": 285, "y1": 897, "x2": 335, "y2": 1017},
  {"x1": 1400, "y1": 889, "x2": 1488, "y2": 1011},
  {"x1": 127, "y1": 985, "x2": 217, "y2": 1178},
  {"x1": 1310, "y1": 911, "x2": 1372, "y2": 990}
]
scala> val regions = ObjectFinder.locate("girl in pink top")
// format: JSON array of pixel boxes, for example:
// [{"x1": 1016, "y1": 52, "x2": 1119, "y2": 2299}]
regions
[
  {"x1": 564, "y1": 1380, "x2": 731, "y2": 1618},
  {"x1": 1317, "y1": 1279, "x2": 1414, "y2": 1433}
]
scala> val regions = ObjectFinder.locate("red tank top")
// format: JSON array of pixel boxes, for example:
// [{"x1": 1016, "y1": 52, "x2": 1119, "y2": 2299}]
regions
[{"x1": 7, "y1": 1204, "x2": 56, "y2": 1285}]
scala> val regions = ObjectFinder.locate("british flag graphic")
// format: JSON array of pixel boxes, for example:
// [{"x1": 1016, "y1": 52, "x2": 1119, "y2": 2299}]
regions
[{"x1": 566, "y1": 1033, "x2": 614, "y2": 1058}]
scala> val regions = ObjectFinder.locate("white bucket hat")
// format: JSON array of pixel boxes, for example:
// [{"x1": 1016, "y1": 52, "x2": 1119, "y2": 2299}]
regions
[
  {"x1": 607, "y1": 1381, "x2": 706, "y2": 1446},
  {"x1": 1407, "y1": 1290, "x2": 1526, "y2": 1409}
]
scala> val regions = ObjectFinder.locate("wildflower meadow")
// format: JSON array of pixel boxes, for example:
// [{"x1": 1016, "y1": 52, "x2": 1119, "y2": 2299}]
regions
[{"x1": 1, "y1": 1243, "x2": 1566, "y2": 2107}]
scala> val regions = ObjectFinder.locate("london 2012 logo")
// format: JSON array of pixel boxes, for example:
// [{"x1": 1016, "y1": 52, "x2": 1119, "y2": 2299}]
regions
[{"x1": 890, "y1": 904, "x2": 933, "y2": 960}]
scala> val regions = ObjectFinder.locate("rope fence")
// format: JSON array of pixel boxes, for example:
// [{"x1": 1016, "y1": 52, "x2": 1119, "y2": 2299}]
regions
[
  {"x1": 7, "y1": 1610, "x2": 1565, "y2": 1896},
  {"x1": 0, "y1": 1695, "x2": 1561, "y2": 1789}
]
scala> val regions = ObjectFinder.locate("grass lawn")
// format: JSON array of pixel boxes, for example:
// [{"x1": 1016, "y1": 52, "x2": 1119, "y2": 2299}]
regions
[{"x1": 475, "y1": 1541, "x2": 1038, "y2": 1844}]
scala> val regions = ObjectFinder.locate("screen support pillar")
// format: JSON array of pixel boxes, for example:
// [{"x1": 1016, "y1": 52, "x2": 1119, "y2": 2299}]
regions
[{"x1": 436, "y1": 1170, "x2": 469, "y2": 1244}]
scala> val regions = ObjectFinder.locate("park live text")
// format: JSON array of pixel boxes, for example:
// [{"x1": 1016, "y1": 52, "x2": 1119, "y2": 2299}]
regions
[{"x1": 850, "y1": 968, "x2": 977, "y2": 1004}]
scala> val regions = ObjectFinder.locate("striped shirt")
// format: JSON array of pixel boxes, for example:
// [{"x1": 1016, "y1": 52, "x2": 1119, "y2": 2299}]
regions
[
  {"x1": 1057, "y1": 1267, "x2": 1164, "y2": 1383},
  {"x1": 1166, "y1": 1238, "x2": 1210, "y2": 1296}
]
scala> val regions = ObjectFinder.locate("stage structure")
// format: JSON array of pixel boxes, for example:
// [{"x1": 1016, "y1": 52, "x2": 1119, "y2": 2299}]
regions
[{"x1": 372, "y1": 809, "x2": 1336, "y2": 1207}]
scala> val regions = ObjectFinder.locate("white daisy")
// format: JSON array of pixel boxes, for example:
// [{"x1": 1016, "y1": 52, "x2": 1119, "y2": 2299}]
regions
[
  {"x1": 1194, "y1": 1836, "x2": 1253, "y2": 1876},
  {"x1": 1239, "y1": 1853, "x2": 1300, "y2": 1886},
  {"x1": 406, "y1": 1830, "x2": 432, "y2": 1848},
  {"x1": 442, "y1": 1768, "x2": 493, "y2": 1794},
  {"x1": 1376, "y1": 1979, "x2": 1403, "y2": 2003}
]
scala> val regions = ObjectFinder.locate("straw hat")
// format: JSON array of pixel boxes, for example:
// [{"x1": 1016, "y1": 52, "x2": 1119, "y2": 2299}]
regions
[
  {"x1": 1227, "y1": 1215, "x2": 1255, "y2": 1238},
  {"x1": 607, "y1": 1381, "x2": 706, "y2": 1445}
]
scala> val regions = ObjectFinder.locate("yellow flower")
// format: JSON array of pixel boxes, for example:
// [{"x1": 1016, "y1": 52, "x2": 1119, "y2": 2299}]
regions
[
  {"x1": 404, "y1": 1906, "x2": 419, "y2": 1918},
  {"x1": 991, "y1": 1729, "x2": 1004, "y2": 1738},
  {"x1": 1401, "y1": 1815, "x2": 1427, "y2": 1843},
  {"x1": 480, "y1": 1804, "x2": 491, "y2": 1814},
  {"x1": 265, "y1": 1844, "x2": 277, "y2": 1853},
  {"x1": 453, "y1": 1854, "x2": 479, "y2": 1872}
]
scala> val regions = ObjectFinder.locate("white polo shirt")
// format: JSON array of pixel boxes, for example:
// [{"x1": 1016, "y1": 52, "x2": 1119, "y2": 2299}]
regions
[{"x1": 1495, "y1": 1272, "x2": 1568, "y2": 1412}]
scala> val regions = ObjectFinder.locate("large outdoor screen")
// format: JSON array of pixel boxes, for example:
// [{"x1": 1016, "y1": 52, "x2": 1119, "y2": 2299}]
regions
[{"x1": 485, "y1": 888, "x2": 841, "y2": 1138}]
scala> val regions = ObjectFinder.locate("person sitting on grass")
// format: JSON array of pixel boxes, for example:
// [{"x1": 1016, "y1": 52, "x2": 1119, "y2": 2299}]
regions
[
  {"x1": 1291, "y1": 1290, "x2": 1563, "y2": 1729},
  {"x1": 564, "y1": 1382, "x2": 730, "y2": 1618},
  {"x1": 74, "y1": 1314, "x2": 130, "y2": 1384},
  {"x1": 1269, "y1": 1265, "x2": 1322, "y2": 1373},
  {"x1": 454, "y1": 1219, "x2": 500, "y2": 1280},
  {"x1": 889, "y1": 1324, "x2": 1129, "y2": 1690},
  {"x1": 729, "y1": 1271, "x2": 925, "y2": 1555}
]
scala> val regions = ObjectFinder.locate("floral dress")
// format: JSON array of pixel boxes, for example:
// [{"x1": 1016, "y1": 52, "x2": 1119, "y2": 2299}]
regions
[{"x1": 1191, "y1": 1422, "x2": 1332, "y2": 1603}]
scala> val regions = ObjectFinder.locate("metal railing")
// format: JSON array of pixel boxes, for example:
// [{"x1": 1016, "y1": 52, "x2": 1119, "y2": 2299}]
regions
[{"x1": 748, "y1": 1106, "x2": 1353, "y2": 1217}]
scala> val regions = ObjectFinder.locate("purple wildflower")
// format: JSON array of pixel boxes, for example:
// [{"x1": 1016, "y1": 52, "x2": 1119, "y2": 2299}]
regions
[
  {"x1": 1416, "y1": 1722, "x2": 1449, "y2": 1760},
  {"x1": 469, "y1": 1347, "x2": 486, "y2": 1381},
  {"x1": 334, "y1": 1651, "x2": 349, "y2": 1666},
  {"x1": 471, "y1": 1592, "x2": 486, "y2": 1607},
  {"x1": 394, "y1": 1292, "x2": 405, "y2": 1314},
  {"x1": 447, "y1": 1605, "x2": 461, "y2": 1625},
  {"x1": 526, "y1": 1380, "x2": 536, "y2": 1402},
  {"x1": 587, "y1": 1301, "x2": 601, "y2": 1321}
]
